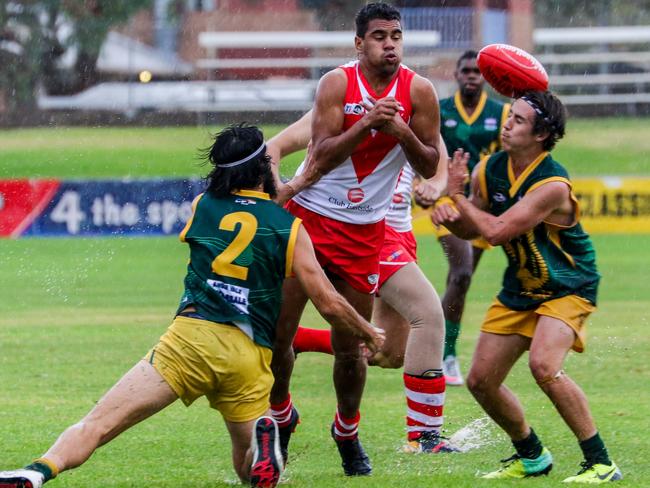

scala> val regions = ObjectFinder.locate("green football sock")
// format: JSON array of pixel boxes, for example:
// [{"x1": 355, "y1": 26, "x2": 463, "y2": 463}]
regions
[
  {"x1": 579, "y1": 432, "x2": 611, "y2": 466},
  {"x1": 512, "y1": 427, "x2": 543, "y2": 459},
  {"x1": 444, "y1": 319, "x2": 461, "y2": 358},
  {"x1": 24, "y1": 458, "x2": 58, "y2": 482}
]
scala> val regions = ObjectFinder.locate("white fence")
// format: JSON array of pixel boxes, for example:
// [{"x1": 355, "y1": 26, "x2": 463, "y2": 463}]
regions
[
  {"x1": 535, "y1": 26, "x2": 650, "y2": 110},
  {"x1": 37, "y1": 25, "x2": 650, "y2": 114}
]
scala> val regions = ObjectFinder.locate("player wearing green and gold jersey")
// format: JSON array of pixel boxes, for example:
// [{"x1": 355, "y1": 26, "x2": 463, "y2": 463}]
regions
[
  {"x1": 0, "y1": 124, "x2": 383, "y2": 488},
  {"x1": 433, "y1": 91, "x2": 621, "y2": 483}
]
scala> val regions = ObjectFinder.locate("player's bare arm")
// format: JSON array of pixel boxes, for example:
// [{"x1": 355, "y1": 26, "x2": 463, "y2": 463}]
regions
[
  {"x1": 267, "y1": 111, "x2": 312, "y2": 164},
  {"x1": 266, "y1": 110, "x2": 330, "y2": 205},
  {"x1": 447, "y1": 150, "x2": 575, "y2": 245},
  {"x1": 381, "y1": 75, "x2": 440, "y2": 179},
  {"x1": 311, "y1": 69, "x2": 400, "y2": 171},
  {"x1": 413, "y1": 137, "x2": 449, "y2": 207},
  {"x1": 292, "y1": 225, "x2": 385, "y2": 353},
  {"x1": 266, "y1": 112, "x2": 314, "y2": 204}
]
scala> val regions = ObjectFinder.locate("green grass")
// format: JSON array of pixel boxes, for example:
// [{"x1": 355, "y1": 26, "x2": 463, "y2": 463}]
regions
[
  {"x1": 1, "y1": 234, "x2": 647, "y2": 487},
  {"x1": 1, "y1": 118, "x2": 649, "y2": 179},
  {"x1": 0, "y1": 122, "x2": 647, "y2": 485}
]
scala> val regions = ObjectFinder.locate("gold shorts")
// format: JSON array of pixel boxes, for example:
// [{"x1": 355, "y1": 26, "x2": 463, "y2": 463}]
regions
[
  {"x1": 145, "y1": 316, "x2": 273, "y2": 422},
  {"x1": 432, "y1": 197, "x2": 492, "y2": 250},
  {"x1": 481, "y1": 295, "x2": 596, "y2": 352}
]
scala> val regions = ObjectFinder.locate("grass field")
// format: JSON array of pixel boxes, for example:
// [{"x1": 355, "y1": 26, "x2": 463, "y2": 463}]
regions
[
  {"x1": 1, "y1": 122, "x2": 649, "y2": 487},
  {"x1": 1, "y1": 117, "x2": 650, "y2": 179},
  {"x1": 1, "y1": 235, "x2": 648, "y2": 487}
]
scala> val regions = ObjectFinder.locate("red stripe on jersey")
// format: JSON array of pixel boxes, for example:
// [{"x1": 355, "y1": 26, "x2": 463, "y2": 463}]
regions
[{"x1": 340, "y1": 62, "x2": 414, "y2": 184}]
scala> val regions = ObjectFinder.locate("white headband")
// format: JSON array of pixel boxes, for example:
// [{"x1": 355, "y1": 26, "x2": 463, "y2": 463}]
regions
[{"x1": 218, "y1": 141, "x2": 266, "y2": 168}]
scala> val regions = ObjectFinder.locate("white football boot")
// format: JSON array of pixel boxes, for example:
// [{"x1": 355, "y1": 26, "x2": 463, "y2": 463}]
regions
[
  {"x1": 443, "y1": 355, "x2": 464, "y2": 386},
  {"x1": 0, "y1": 469, "x2": 45, "y2": 488}
]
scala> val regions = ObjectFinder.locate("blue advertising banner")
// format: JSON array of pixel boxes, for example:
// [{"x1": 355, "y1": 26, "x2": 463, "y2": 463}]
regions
[{"x1": 21, "y1": 179, "x2": 205, "y2": 237}]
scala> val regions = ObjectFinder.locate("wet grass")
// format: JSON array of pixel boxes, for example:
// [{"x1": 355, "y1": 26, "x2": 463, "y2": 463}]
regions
[
  {"x1": 1, "y1": 119, "x2": 650, "y2": 179},
  {"x1": 0, "y1": 234, "x2": 647, "y2": 487}
]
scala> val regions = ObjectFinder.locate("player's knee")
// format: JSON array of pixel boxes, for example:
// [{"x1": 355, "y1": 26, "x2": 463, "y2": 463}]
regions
[
  {"x1": 529, "y1": 357, "x2": 564, "y2": 386},
  {"x1": 333, "y1": 348, "x2": 364, "y2": 364},
  {"x1": 448, "y1": 268, "x2": 472, "y2": 292},
  {"x1": 379, "y1": 352, "x2": 404, "y2": 369},
  {"x1": 465, "y1": 369, "x2": 489, "y2": 395}
]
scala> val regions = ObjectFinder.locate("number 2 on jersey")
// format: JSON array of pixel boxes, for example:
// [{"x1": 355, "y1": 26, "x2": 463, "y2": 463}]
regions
[{"x1": 212, "y1": 212, "x2": 258, "y2": 280}]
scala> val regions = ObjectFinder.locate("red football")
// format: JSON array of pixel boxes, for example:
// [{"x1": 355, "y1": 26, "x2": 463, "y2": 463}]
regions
[{"x1": 477, "y1": 44, "x2": 549, "y2": 98}]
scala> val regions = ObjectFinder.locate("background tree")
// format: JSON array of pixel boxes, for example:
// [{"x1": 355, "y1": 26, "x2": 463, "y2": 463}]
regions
[{"x1": 0, "y1": 0, "x2": 152, "y2": 118}]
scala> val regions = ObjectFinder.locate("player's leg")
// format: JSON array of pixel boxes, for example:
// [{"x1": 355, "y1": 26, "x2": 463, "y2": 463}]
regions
[
  {"x1": 329, "y1": 276, "x2": 373, "y2": 476},
  {"x1": 467, "y1": 332, "x2": 553, "y2": 478},
  {"x1": 226, "y1": 416, "x2": 283, "y2": 488},
  {"x1": 439, "y1": 234, "x2": 474, "y2": 385},
  {"x1": 331, "y1": 276, "x2": 372, "y2": 417},
  {"x1": 368, "y1": 297, "x2": 410, "y2": 369},
  {"x1": 269, "y1": 276, "x2": 308, "y2": 464},
  {"x1": 472, "y1": 245, "x2": 485, "y2": 272},
  {"x1": 379, "y1": 262, "x2": 456, "y2": 453},
  {"x1": 0, "y1": 361, "x2": 178, "y2": 487},
  {"x1": 529, "y1": 315, "x2": 621, "y2": 483},
  {"x1": 292, "y1": 325, "x2": 333, "y2": 355},
  {"x1": 45, "y1": 360, "x2": 178, "y2": 470},
  {"x1": 467, "y1": 332, "x2": 529, "y2": 439}
]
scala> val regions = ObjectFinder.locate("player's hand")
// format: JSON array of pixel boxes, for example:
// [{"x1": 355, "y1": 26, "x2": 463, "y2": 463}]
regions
[
  {"x1": 362, "y1": 96, "x2": 403, "y2": 130},
  {"x1": 361, "y1": 324, "x2": 385, "y2": 356},
  {"x1": 273, "y1": 141, "x2": 324, "y2": 206},
  {"x1": 378, "y1": 110, "x2": 409, "y2": 139},
  {"x1": 447, "y1": 148, "x2": 470, "y2": 197},
  {"x1": 414, "y1": 179, "x2": 444, "y2": 207},
  {"x1": 431, "y1": 202, "x2": 461, "y2": 225}
]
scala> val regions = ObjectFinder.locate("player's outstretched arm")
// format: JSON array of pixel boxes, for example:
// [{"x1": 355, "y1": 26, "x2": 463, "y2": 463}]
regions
[
  {"x1": 267, "y1": 111, "x2": 312, "y2": 165},
  {"x1": 266, "y1": 110, "x2": 333, "y2": 205},
  {"x1": 445, "y1": 150, "x2": 574, "y2": 245},
  {"x1": 431, "y1": 149, "x2": 482, "y2": 239},
  {"x1": 291, "y1": 225, "x2": 384, "y2": 353},
  {"x1": 414, "y1": 137, "x2": 449, "y2": 207}
]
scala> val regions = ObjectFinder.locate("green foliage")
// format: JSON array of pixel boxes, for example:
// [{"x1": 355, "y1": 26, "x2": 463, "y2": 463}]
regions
[{"x1": 0, "y1": 0, "x2": 153, "y2": 115}]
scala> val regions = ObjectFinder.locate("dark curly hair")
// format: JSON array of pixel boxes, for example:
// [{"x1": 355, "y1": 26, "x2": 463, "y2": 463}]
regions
[
  {"x1": 355, "y1": 3, "x2": 401, "y2": 38},
  {"x1": 202, "y1": 123, "x2": 277, "y2": 198},
  {"x1": 456, "y1": 49, "x2": 478, "y2": 68},
  {"x1": 519, "y1": 90, "x2": 567, "y2": 151}
]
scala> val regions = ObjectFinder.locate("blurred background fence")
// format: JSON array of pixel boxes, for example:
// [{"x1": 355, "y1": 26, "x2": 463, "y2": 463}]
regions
[{"x1": 3, "y1": 0, "x2": 650, "y2": 125}]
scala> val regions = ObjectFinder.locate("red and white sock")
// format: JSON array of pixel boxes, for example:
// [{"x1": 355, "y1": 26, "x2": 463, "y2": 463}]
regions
[
  {"x1": 292, "y1": 326, "x2": 333, "y2": 355},
  {"x1": 333, "y1": 408, "x2": 360, "y2": 441},
  {"x1": 404, "y1": 373, "x2": 445, "y2": 441},
  {"x1": 270, "y1": 394, "x2": 294, "y2": 429}
]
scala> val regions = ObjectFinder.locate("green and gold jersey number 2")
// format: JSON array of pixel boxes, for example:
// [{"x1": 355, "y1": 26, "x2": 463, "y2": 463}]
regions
[{"x1": 212, "y1": 212, "x2": 258, "y2": 280}]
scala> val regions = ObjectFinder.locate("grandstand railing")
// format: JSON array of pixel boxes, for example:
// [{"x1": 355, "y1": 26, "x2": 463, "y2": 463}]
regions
[{"x1": 196, "y1": 30, "x2": 440, "y2": 72}]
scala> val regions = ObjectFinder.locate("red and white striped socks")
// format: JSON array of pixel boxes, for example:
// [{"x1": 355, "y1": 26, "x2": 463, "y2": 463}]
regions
[
  {"x1": 270, "y1": 394, "x2": 295, "y2": 429},
  {"x1": 404, "y1": 373, "x2": 445, "y2": 441},
  {"x1": 333, "y1": 408, "x2": 360, "y2": 441}
]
